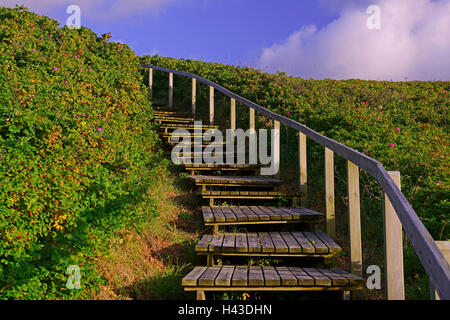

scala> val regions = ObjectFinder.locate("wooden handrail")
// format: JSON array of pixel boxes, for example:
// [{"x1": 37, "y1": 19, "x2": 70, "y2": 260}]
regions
[{"x1": 141, "y1": 63, "x2": 450, "y2": 299}]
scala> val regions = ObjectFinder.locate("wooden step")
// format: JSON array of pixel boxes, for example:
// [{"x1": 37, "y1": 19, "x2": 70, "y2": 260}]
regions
[
  {"x1": 164, "y1": 139, "x2": 229, "y2": 146},
  {"x1": 200, "y1": 191, "x2": 303, "y2": 206},
  {"x1": 154, "y1": 111, "x2": 190, "y2": 116},
  {"x1": 184, "y1": 164, "x2": 260, "y2": 174},
  {"x1": 190, "y1": 175, "x2": 282, "y2": 187},
  {"x1": 158, "y1": 124, "x2": 220, "y2": 134},
  {"x1": 196, "y1": 231, "x2": 341, "y2": 258},
  {"x1": 182, "y1": 266, "x2": 363, "y2": 296},
  {"x1": 202, "y1": 206, "x2": 324, "y2": 226},
  {"x1": 184, "y1": 164, "x2": 261, "y2": 170},
  {"x1": 155, "y1": 117, "x2": 195, "y2": 124},
  {"x1": 161, "y1": 131, "x2": 222, "y2": 139}
]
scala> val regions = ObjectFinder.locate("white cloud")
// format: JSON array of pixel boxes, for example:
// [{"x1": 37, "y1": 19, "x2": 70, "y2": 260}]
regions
[
  {"x1": 1, "y1": 0, "x2": 180, "y2": 20},
  {"x1": 258, "y1": 0, "x2": 450, "y2": 81}
]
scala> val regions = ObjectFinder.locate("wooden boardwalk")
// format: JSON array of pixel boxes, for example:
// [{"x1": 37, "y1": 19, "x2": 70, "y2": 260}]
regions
[{"x1": 143, "y1": 63, "x2": 450, "y2": 300}]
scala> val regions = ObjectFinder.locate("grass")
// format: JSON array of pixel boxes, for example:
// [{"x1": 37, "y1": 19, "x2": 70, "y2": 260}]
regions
[{"x1": 91, "y1": 169, "x2": 203, "y2": 299}]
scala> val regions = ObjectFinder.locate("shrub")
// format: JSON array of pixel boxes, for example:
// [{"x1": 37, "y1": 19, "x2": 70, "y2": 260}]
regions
[{"x1": 0, "y1": 6, "x2": 163, "y2": 299}]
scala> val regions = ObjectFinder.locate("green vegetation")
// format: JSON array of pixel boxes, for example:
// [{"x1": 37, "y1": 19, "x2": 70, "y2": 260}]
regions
[
  {"x1": 0, "y1": 5, "x2": 447, "y2": 300},
  {"x1": 142, "y1": 55, "x2": 449, "y2": 298},
  {"x1": 0, "y1": 6, "x2": 168, "y2": 299}
]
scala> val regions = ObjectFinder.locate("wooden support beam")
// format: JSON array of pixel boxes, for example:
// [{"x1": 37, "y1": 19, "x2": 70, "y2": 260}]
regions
[
  {"x1": 196, "y1": 290, "x2": 206, "y2": 300},
  {"x1": 148, "y1": 67, "x2": 153, "y2": 99},
  {"x1": 209, "y1": 86, "x2": 214, "y2": 124},
  {"x1": 299, "y1": 132, "x2": 307, "y2": 205},
  {"x1": 168, "y1": 72, "x2": 173, "y2": 108},
  {"x1": 347, "y1": 161, "x2": 362, "y2": 278},
  {"x1": 325, "y1": 148, "x2": 335, "y2": 239},
  {"x1": 384, "y1": 171, "x2": 405, "y2": 300},
  {"x1": 231, "y1": 98, "x2": 236, "y2": 130},
  {"x1": 250, "y1": 108, "x2": 255, "y2": 131},
  {"x1": 192, "y1": 78, "x2": 196, "y2": 116},
  {"x1": 274, "y1": 121, "x2": 280, "y2": 179},
  {"x1": 430, "y1": 241, "x2": 450, "y2": 300}
]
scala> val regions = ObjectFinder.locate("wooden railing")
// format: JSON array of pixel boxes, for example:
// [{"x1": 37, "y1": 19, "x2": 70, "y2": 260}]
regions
[{"x1": 141, "y1": 63, "x2": 450, "y2": 299}]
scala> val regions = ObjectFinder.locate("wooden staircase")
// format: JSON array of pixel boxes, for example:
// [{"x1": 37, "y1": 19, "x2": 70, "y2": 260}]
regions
[{"x1": 154, "y1": 106, "x2": 364, "y2": 300}]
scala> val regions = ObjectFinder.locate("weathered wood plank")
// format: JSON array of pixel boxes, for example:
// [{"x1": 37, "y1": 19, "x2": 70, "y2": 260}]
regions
[
  {"x1": 315, "y1": 231, "x2": 342, "y2": 254},
  {"x1": 317, "y1": 269, "x2": 349, "y2": 286},
  {"x1": 168, "y1": 72, "x2": 173, "y2": 108},
  {"x1": 232, "y1": 266, "x2": 248, "y2": 286},
  {"x1": 280, "y1": 232, "x2": 302, "y2": 254},
  {"x1": 195, "y1": 235, "x2": 212, "y2": 252},
  {"x1": 230, "y1": 98, "x2": 236, "y2": 130},
  {"x1": 259, "y1": 206, "x2": 281, "y2": 221},
  {"x1": 332, "y1": 269, "x2": 363, "y2": 286},
  {"x1": 202, "y1": 206, "x2": 215, "y2": 223},
  {"x1": 247, "y1": 233, "x2": 261, "y2": 253},
  {"x1": 275, "y1": 267, "x2": 297, "y2": 286},
  {"x1": 221, "y1": 207, "x2": 237, "y2": 223},
  {"x1": 239, "y1": 206, "x2": 259, "y2": 221},
  {"x1": 303, "y1": 268, "x2": 331, "y2": 286},
  {"x1": 265, "y1": 207, "x2": 288, "y2": 221},
  {"x1": 262, "y1": 266, "x2": 281, "y2": 286},
  {"x1": 288, "y1": 267, "x2": 315, "y2": 286},
  {"x1": 274, "y1": 121, "x2": 280, "y2": 180},
  {"x1": 384, "y1": 171, "x2": 405, "y2": 300},
  {"x1": 215, "y1": 266, "x2": 234, "y2": 286},
  {"x1": 209, "y1": 234, "x2": 224, "y2": 251},
  {"x1": 269, "y1": 232, "x2": 289, "y2": 253},
  {"x1": 148, "y1": 67, "x2": 153, "y2": 99},
  {"x1": 303, "y1": 232, "x2": 329, "y2": 254},
  {"x1": 291, "y1": 232, "x2": 315, "y2": 254},
  {"x1": 348, "y1": 161, "x2": 363, "y2": 277},
  {"x1": 229, "y1": 206, "x2": 249, "y2": 222},
  {"x1": 259, "y1": 232, "x2": 275, "y2": 253},
  {"x1": 211, "y1": 207, "x2": 226, "y2": 223},
  {"x1": 191, "y1": 78, "x2": 196, "y2": 115},
  {"x1": 325, "y1": 147, "x2": 336, "y2": 238},
  {"x1": 248, "y1": 206, "x2": 270, "y2": 221},
  {"x1": 235, "y1": 233, "x2": 248, "y2": 252},
  {"x1": 222, "y1": 233, "x2": 236, "y2": 252},
  {"x1": 198, "y1": 266, "x2": 221, "y2": 286},
  {"x1": 182, "y1": 267, "x2": 207, "y2": 286},
  {"x1": 298, "y1": 132, "x2": 307, "y2": 205},
  {"x1": 209, "y1": 86, "x2": 214, "y2": 124},
  {"x1": 249, "y1": 266, "x2": 264, "y2": 286}
]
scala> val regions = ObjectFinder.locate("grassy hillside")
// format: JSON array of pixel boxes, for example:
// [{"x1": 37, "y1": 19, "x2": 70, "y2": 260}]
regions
[
  {"x1": 142, "y1": 55, "x2": 449, "y2": 298},
  {"x1": 0, "y1": 6, "x2": 167, "y2": 299}
]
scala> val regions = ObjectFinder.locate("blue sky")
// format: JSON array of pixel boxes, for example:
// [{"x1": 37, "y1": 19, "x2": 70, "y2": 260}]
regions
[
  {"x1": 3, "y1": 0, "x2": 339, "y2": 65},
  {"x1": 2, "y1": 0, "x2": 450, "y2": 80}
]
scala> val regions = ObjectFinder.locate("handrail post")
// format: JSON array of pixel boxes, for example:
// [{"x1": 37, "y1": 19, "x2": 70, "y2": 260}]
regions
[
  {"x1": 249, "y1": 108, "x2": 255, "y2": 131},
  {"x1": 274, "y1": 120, "x2": 280, "y2": 179},
  {"x1": 148, "y1": 67, "x2": 153, "y2": 99},
  {"x1": 430, "y1": 241, "x2": 450, "y2": 300},
  {"x1": 209, "y1": 86, "x2": 214, "y2": 124},
  {"x1": 299, "y1": 132, "x2": 307, "y2": 206},
  {"x1": 230, "y1": 98, "x2": 236, "y2": 130},
  {"x1": 347, "y1": 160, "x2": 362, "y2": 298},
  {"x1": 249, "y1": 108, "x2": 257, "y2": 166},
  {"x1": 325, "y1": 148, "x2": 335, "y2": 239},
  {"x1": 168, "y1": 72, "x2": 173, "y2": 108},
  {"x1": 384, "y1": 171, "x2": 405, "y2": 300},
  {"x1": 192, "y1": 78, "x2": 196, "y2": 116}
]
